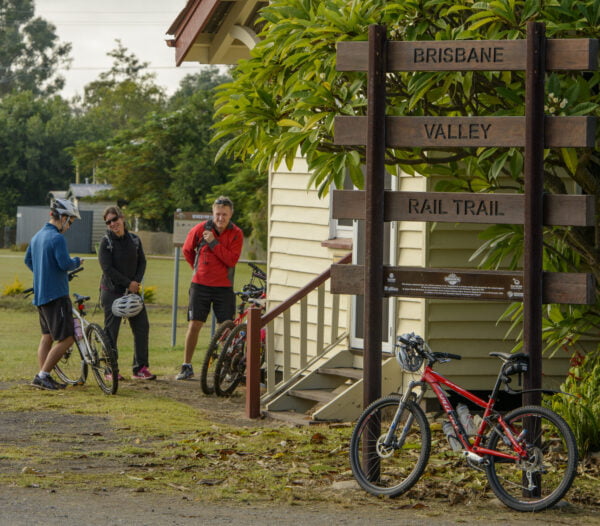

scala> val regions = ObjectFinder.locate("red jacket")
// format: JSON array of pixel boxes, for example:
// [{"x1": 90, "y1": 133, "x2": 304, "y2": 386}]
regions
[{"x1": 182, "y1": 220, "x2": 243, "y2": 287}]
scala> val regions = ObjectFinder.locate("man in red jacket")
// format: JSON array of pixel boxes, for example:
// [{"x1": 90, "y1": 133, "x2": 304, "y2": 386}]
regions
[{"x1": 176, "y1": 196, "x2": 243, "y2": 380}]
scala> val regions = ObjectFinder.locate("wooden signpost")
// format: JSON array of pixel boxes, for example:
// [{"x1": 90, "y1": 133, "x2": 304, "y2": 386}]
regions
[
  {"x1": 332, "y1": 190, "x2": 595, "y2": 227},
  {"x1": 335, "y1": 115, "x2": 595, "y2": 148},
  {"x1": 332, "y1": 24, "x2": 597, "y2": 410},
  {"x1": 173, "y1": 210, "x2": 212, "y2": 247}
]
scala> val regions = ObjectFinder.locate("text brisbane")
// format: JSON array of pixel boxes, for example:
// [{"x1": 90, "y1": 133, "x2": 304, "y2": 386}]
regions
[{"x1": 413, "y1": 46, "x2": 505, "y2": 64}]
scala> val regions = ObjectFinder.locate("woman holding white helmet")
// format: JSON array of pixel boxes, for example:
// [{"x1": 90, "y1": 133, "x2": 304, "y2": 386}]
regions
[{"x1": 98, "y1": 206, "x2": 155, "y2": 380}]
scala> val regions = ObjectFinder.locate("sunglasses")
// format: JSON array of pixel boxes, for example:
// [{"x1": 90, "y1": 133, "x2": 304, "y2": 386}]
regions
[
  {"x1": 105, "y1": 216, "x2": 121, "y2": 225},
  {"x1": 214, "y1": 198, "x2": 233, "y2": 207}
]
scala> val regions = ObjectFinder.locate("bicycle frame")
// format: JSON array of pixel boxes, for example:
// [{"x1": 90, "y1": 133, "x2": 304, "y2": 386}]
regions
[
  {"x1": 399, "y1": 365, "x2": 529, "y2": 462},
  {"x1": 71, "y1": 296, "x2": 94, "y2": 364}
]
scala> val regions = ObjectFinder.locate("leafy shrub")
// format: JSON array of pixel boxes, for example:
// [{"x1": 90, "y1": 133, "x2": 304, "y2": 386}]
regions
[
  {"x1": 141, "y1": 285, "x2": 156, "y2": 304},
  {"x1": 548, "y1": 351, "x2": 600, "y2": 457},
  {"x1": 10, "y1": 243, "x2": 28, "y2": 252},
  {"x1": 2, "y1": 276, "x2": 25, "y2": 296}
]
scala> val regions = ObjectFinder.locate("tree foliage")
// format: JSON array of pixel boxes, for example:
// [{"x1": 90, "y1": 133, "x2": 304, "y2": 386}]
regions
[
  {"x1": 0, "y1": 0, "x2": 72, "y2": 97},
  {"x1": 72, "y1": 66, "x2": 245, "y2": 232},
  {"x1": 213, "y1": 0, "x2": 600, "y2": 352},
  {"x1": 0, "y1": 91, "x2": 79, "y2": 225},
  {"x1": 76, "y1": 40, "x2": 166, "y2": 141}
]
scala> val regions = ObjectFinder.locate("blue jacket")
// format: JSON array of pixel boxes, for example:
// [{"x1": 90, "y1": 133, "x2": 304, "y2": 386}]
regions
[{"x1": 24, "y1": 223, "x2": 81, "y2": 306}]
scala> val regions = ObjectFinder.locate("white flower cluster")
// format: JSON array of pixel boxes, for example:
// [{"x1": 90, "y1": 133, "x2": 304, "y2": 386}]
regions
[{"x1": 544, "y1": 92, "x2": 568, "y2": 114}]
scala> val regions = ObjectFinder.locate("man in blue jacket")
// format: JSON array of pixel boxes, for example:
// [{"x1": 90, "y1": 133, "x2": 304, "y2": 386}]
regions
[{"x1": 25, "y1": 199, "x2": 83, "y2": 390}]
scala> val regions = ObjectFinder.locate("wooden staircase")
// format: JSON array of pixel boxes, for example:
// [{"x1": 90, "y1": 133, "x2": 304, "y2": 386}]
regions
[{"x1": 263, "y1": 349, "x2": 398, "y2": 425}]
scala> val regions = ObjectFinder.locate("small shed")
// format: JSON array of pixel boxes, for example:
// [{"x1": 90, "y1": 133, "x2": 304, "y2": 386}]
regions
[
  {"x1": 49, "y1": 184, "x2": 114, "y2": 249},
  {"x1": 17, "y1": 206, "x2": 93, "y2": 254}
]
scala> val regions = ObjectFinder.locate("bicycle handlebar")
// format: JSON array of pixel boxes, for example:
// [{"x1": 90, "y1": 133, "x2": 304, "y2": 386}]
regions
[
  {"x1": 433, "y1": 352, "x2": 462, "y2": 361},
  {"x1": 24, "y1": 267, "x2": 83, "y2": 297},
  {"x1": 248, "y1": 262, "x2": 266, "y2": 281},
  {"x1": 397, "y1": 333, "x2": 462, "y2": 364},
  {"x1": 68, "y1": 267, "x2": 84, "y2": 281}
]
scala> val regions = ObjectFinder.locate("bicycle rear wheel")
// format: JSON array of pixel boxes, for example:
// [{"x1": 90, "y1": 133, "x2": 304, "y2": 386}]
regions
[
  {"x1": 86, "y1": 323, "x2": 119, "y2": 395},
  {"x1": 200, "y1": 320, "x2": 234, "y2": 395},
  {"x1": 349, "y1": 395, "x2": 431, "y2": 497},
  {"x1": 485, "y1": 405, "x2": 578, "y2": 512},
  {"x1": 54, "y1": 345, "x2": 87, "y2": 385},
  {"x1": 214, "y1": 322, "x2": 247, "y2": 396}
]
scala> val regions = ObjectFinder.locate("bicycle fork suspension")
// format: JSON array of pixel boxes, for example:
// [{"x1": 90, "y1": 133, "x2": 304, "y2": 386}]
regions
[{"x1": 382, "y1": 382, "x2": 426, "y2": 448}]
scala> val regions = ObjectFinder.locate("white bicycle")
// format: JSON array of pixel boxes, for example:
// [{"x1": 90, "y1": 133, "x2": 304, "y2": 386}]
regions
[{"x1": 26, "y1": 268, "x2": 119, "y2": 395}]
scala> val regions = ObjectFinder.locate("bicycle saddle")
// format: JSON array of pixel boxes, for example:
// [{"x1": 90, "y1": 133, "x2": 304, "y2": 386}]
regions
[{"x1": 489, "y1": 352, "x2": 527, "y2": 362}]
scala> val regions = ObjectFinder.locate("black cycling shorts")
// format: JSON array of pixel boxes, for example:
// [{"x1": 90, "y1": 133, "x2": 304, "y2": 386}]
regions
[
  {"x1": 188, "y1": 283, "x2": 235, "y2": 323},
  {"x1": 38, "y1": 296, "x2": 74, "y2": 342}
]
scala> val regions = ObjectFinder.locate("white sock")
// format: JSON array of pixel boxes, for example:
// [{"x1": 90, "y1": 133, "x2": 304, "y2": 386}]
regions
[{"x1": 38, "y1": 371, "x2": 50, "y2": 378}]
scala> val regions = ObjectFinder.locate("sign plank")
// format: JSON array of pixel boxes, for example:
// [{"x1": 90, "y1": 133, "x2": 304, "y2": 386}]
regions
[
  {"x1": 334, "y1": 115, "x2": 596, "y2": 148},
  {"x1": 332, "y1": 190, "x2": 596, "y2": 227},
  {"x1": 173, "y1": 211, "x2": 211, "y2": 247},
  {"x1": 331, "y1": 265, "x2": 595, "y2": 305},
  {"x1": 336, "y1": 39, "x2": 598, "y2": 72}
]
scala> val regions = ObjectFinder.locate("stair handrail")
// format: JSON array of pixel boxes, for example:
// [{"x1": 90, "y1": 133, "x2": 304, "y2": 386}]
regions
[
  {"x1": 246, "y1": 252, "x2": 352, "y2": 418},
  {"x1": 261, "y1": 252, "x2": 352, "y2": 326}
]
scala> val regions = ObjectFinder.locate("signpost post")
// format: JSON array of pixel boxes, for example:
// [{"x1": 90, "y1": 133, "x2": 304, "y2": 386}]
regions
[
  {"x1": 332, "y1": 24, "x2": 597, "y2": 411},
  {"x1": 171, "y1": 211, "x2": 211, "y2": 347}
]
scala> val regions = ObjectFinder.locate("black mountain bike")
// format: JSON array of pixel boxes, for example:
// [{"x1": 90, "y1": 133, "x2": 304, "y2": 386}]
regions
[{"x1": 199, "y1": 262, "x2": 266, "y2": 395}]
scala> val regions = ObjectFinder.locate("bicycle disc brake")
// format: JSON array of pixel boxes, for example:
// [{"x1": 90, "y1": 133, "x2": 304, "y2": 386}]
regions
[{"x1": 375, "y1": 434, "x2": 396, "y2": 458}]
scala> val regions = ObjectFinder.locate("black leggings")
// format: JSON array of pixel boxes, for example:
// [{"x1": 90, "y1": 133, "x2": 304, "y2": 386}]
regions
[{"x1": 101, "y1": 289, "x2": 150, "y2": 374}]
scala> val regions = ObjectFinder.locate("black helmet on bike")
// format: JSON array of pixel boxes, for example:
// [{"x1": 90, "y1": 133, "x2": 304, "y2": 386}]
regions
[{"x1": 394, "y1": 333, "x2": 424, "y2": 372}]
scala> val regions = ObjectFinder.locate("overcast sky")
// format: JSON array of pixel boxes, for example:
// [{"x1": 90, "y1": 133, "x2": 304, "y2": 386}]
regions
[{"x1": 35, "y1": 0, "x2": 204, "y2": 98}]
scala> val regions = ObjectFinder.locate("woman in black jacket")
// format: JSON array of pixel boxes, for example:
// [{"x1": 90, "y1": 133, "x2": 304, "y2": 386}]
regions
[{"x1": 98, "y1": 206, "x2": 155, "y2": 380}]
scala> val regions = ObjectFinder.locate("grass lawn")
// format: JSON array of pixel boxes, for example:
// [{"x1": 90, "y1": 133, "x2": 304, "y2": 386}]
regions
[
  {"x1": 0, "y1": 248, "x2": 257, "y2": 380},
  {"x1": 0, "y1": 248, "x2": 597, "y2": 520}
]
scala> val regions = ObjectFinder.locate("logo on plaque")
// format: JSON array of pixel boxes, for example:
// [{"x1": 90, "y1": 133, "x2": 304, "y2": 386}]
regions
[{"x1": 444, "y1": 273, "x2": 461, "y2": 286}]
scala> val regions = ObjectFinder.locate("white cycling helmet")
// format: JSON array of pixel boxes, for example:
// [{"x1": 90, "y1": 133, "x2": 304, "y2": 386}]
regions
[
  {"x1": 112, "y1": 294, "x2": 144, "y2": 318},
  {"x1": 52, "y1": 198, "x2": 80, "y2": 219}
]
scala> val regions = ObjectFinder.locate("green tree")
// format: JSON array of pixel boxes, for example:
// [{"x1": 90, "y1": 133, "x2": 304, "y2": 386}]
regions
[
  {"x1": 168, "y1": 66, "x2": 232, "y2": 108},
  {"x1": 0, "y1": 0, "x2": 71, "y2": 96},
  {"x1": 213, "y1": 0, "x2": 600, "y2": 340},
  {"x1": 81, "y1": 39, "x2": 166, "y2": 132},
  {"x1": 75, "y1": 69, "x2": 240, "y2": 232},
  {"x1": 0, "y1": 91, "x2": 79, "y2": 225},
  {"x1": 71, "y1": 41, "x2": 167, "y2": 181}
]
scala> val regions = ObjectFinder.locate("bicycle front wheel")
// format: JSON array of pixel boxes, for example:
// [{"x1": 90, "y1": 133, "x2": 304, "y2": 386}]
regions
[
  {"x1": 200, "y1": 320, "x2": 234, "y2": 395},
  {"x1": 54, "y1": 345, "x2": 87, "y2": 385},
  {"x1": 485, "y1": 405, "x2": 578, "y2": 512},
  {"x1": 86, "y1": 323, "x2": 119, "y2": 395},
  {"x1": 349, "y1": 395, "x2": 431, "y2": 497},
  {"x1": 214, "y1": 322, "x2": 247, "y2": 396}
]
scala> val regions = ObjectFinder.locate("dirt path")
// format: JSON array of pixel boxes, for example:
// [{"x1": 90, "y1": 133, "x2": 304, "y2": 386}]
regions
[
  {"x1": 2, "y1": 485, "x2": 597, "y2": 526},
  {"x1": 1, "y1": 379, "x2": 599, "y2": 525}
]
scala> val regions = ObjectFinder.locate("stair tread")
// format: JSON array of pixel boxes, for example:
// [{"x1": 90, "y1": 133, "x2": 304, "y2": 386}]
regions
[
  {"x1": 263, "y1": 410, "x2": 318, "y2": 426},
  {"x1": 289, "y1": 389, "x2": 336, "y2": 403},
  {"x1": 317, "y1": 366, "x2": 363, "y2": 380}
]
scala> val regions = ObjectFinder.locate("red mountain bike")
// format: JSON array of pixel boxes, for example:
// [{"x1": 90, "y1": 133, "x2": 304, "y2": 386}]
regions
[
  {"x1": 199, "y1": 262, "x2": 266, "y2": 395},
  {"x1": 349, "y1": 333, "x2": 578, "y2": 512}
]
